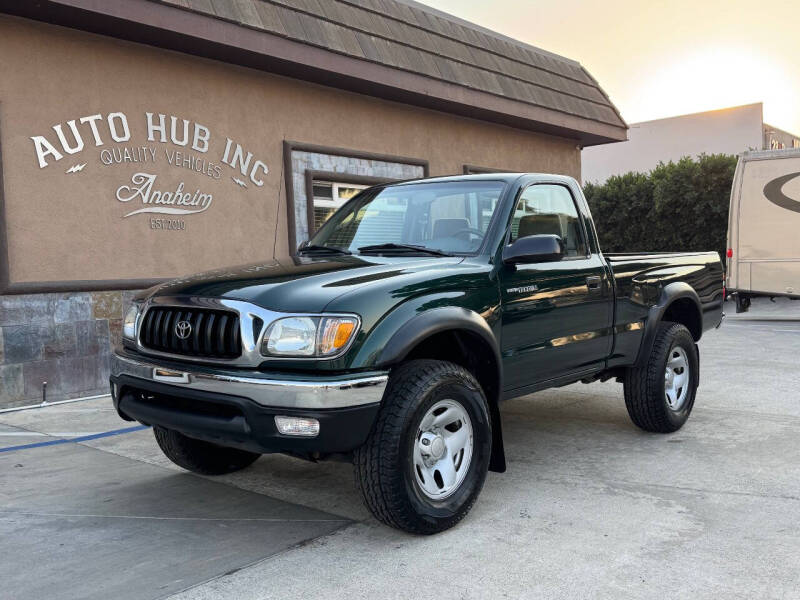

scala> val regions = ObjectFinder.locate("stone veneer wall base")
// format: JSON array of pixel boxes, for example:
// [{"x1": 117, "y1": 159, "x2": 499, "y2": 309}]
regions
[{"x1": 0, "y1": 290, "x2": 139, "y2": 408}]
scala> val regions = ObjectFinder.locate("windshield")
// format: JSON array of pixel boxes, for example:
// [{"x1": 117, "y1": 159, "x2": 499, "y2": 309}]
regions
[{"x1": 307, "y1": 180, "x2": 506, "y2": 255}]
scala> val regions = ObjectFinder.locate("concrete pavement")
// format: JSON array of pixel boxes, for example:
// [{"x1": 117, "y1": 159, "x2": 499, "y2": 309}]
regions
[
  {"x1": 0, "y1": 424, "x2": 348, "y2": 600},
  {"x1": 1, "y1": 297, "x2": 798, "y2": 599}
]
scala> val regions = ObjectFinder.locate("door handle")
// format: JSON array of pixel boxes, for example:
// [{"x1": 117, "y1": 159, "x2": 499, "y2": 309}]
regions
[{"x1": 586, "y1": 276, "x2": 602, "y2": 292}]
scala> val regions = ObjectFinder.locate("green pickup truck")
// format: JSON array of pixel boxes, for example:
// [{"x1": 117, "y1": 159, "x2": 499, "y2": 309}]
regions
[{"x1": 111, "y1": 173, "x2": 723, "y2": 533}]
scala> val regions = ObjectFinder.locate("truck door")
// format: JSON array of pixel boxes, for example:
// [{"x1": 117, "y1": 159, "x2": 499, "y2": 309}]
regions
[{"x1": 499, "y1": 183, "x2": 613, "y2": 390}]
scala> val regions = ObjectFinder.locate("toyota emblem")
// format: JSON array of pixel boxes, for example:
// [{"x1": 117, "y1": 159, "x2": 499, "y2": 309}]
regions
[{"x1": 174, "y1": 320, "x2": 192, "y2": 340}]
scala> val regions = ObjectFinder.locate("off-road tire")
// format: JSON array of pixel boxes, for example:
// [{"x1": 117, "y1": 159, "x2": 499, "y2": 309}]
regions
[
  {"x1": 354, "y1": 360, "x2": 492, "y2": 534},
  {"x1": 624, "y1": 322, "x2": 698, "y2": 433},
  {"x1": 153, "y1": 426, "x2": 260, "y2": 475}
]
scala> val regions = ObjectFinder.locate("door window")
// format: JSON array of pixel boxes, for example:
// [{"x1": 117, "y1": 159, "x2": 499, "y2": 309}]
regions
[{"x1": 509, "y1": 184, "x2": 587, "y2": 257}]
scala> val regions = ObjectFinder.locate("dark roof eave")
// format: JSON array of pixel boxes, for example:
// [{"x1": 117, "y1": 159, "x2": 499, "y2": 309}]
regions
[{"x1": 0, "y1": 0, "x2": 628, "y2": 146}]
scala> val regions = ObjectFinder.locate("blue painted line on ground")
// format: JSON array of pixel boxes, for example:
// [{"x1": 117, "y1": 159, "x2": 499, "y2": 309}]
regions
[{"x1": 0, "y1": 425, "x2": 149, "y2": 454}]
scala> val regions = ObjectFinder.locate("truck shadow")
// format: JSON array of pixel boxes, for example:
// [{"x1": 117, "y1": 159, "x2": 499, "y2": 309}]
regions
[{"x1": 213, "y1": 382, "x2": 644, "y2": 523}]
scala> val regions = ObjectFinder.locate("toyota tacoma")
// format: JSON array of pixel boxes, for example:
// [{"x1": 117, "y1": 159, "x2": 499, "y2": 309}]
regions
[{"x1": 111, "y1": 173, "x2": 723, "y2": 534}]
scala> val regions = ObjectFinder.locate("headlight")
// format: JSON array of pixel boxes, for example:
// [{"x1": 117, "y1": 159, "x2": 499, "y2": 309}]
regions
[
  {"x1": 122, "y1": 304, "x2": 141, "y2": 341},
  {"x1": 261, "y1": 315, "x2": 359, "y2": 358}
]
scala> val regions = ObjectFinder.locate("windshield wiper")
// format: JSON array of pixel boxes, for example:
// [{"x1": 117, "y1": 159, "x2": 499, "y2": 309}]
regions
[
  {"x1": 298, "y1": 244, "x2": 352, "y2": 255},
  {"x1": 357, "y1": 243, "x2": 452, "y2": 257}
]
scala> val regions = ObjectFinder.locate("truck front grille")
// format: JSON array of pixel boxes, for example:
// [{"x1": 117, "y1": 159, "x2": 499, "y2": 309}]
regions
[{"x1": 139, "y1": 307, "x2": 242, "y2": 359}]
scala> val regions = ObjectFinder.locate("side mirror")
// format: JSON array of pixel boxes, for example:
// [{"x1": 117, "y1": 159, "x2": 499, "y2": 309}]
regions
[{"x1": 502, "y1": 234, "x2": 564, "y2": 264}]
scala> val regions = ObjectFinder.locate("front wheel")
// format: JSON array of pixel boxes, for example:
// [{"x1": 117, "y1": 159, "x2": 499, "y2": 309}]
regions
[
  {"x1": 354, "y1": 360, "x2": 492, "y2": 534},
  {"x1": 624, "y1": 322, "x2": 699, "y2": 433}
]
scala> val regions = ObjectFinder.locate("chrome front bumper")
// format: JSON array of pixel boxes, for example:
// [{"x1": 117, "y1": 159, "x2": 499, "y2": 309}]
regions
[{"x1": 111, "y1": 351, "x2": 389, "y2": 410}]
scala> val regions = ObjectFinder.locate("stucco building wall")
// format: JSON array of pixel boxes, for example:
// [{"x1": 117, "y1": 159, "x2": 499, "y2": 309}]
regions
[{"x1": 0, "y1": 15, "x2": 579, "y2": 287}]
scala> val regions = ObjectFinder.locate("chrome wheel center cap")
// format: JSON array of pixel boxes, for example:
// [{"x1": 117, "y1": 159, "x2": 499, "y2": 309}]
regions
[
  {"x1": 429, "y1": 436, "x2": 446, "y2": 460},
  {"x1": 419, "y1": 431, "x2": 446, "y2": 462}
]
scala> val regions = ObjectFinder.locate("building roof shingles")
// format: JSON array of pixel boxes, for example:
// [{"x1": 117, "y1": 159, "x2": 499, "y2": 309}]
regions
[
  {"x1": 0, "y1": 0, "x2": 626, "y2": 143},
  {"x1": 164, "y1": 0, "x2": 626, "y2": 134}
]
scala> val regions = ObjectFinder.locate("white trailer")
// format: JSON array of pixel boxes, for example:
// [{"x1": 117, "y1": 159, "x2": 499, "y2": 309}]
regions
[{"x1": 726, "y1": 149, "x2": 800, "y2": 312}]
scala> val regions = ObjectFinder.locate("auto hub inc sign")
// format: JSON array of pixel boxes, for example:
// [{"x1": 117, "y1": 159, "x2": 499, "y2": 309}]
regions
[{"x1": 29, "y1": 111, "x2": 268, "y2": 228}]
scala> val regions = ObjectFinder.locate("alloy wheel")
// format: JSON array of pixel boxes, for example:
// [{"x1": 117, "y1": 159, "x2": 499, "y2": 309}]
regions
[
  {"x1": 664, "y1": 346, "x2": 690, "y2": 410},
  {"x1": 412, "y1": 399, "x2": 474, "y2": 500}
]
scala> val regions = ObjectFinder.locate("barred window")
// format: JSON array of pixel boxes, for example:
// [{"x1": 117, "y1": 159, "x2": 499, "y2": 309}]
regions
[{"x1": 312, "y1": 181, "x2": 368, "y2": 234}]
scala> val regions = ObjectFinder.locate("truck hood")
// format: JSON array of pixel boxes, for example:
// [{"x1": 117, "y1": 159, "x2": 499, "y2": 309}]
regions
[{"x1": 147, "y1": 255, "x2": 467, "y2": 313}]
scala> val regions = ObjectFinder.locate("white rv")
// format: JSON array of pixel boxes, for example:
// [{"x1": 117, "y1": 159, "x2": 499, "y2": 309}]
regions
[{"x1": 726, "y1": 149, "x2": 800, "y2": 312}]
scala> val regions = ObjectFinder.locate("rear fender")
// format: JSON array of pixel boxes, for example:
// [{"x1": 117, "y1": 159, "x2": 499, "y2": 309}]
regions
[{"x1": 635, "y1": 282, "x2": 702, "y2": 368}]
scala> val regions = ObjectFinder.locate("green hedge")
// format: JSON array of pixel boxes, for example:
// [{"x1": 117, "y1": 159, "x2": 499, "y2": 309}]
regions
[{"x1": 583, "y1": 154, "x2": 737, "y2": 260}]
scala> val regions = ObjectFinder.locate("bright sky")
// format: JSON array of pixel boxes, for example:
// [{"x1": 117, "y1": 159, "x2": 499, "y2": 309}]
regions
[{"x1": 419, "y1": 0, "x2": 800, "y2": 134}]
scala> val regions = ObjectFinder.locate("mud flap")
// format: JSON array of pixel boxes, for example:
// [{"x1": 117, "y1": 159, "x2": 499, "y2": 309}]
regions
[{"x1": 488, "y1": 399, "x2": 506, "y2": 473}]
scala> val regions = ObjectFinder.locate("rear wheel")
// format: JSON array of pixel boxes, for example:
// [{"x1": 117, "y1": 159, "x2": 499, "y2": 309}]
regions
[
  {"x1": 354, "y1": 360, "x2": 492, "y2": 534},
  {"x1": 153, "y1": 426, "x2": 260, "y2": 475},
  {"x1": 624, "y1": 322, "x2": 698, "y2": 433}
]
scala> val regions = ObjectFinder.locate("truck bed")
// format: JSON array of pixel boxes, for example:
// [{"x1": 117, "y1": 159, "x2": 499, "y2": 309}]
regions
[
  {"x1": 605, "y1": 251, "x2": 723, "y2": 301},
  {"x1": 604, "y1": 251, "x2": 724, "y2": 368}
]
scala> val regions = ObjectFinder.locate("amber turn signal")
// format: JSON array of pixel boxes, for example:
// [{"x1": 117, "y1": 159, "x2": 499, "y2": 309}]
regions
[{"x1": 318, "y1": 317, "x2": 358, "y2": 356}]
